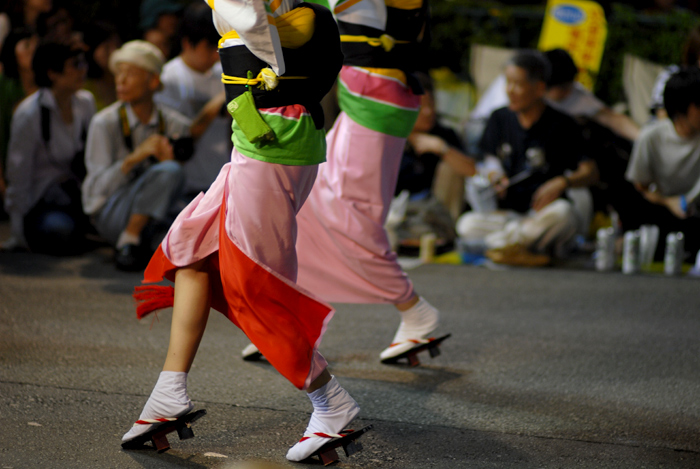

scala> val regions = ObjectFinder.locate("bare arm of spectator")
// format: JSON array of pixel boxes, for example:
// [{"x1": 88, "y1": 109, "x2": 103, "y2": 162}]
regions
[
  {"x1": 407, "y1": 132, "x2": 477, "y2": 178},
  {"x1": 594, "y1": 107, "x2": 641, "y2": 141},
  {"x1": 532, "y1": 159, "x2": 599, "y2": 212},
  {"x1": 633, "y1": 182, "x2": 689, "y2": 219},
  {"x1": 190, "y1": 91, "x2": 227, "y2": 140}
]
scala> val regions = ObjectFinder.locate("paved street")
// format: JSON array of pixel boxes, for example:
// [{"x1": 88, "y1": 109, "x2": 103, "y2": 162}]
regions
[{"x1": 1, "y1": 231, "x2": 700, "y2": 468}]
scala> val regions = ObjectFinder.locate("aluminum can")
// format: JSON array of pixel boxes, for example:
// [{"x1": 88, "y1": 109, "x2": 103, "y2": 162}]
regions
[
  {"x1": 622, "y1": 230, "x2": 640, "y2": 274},
  {"x1": 465, "y1": 175, "x2": 497, "y2": 213},
  {"x1": 419, "y1": 232, "x2": 437, "y2": 263},
  {"x1": 664, "y1": 232, "x2": 685, "y2": 276},
  {"x1": 638, "y1": 224, "x2": 659, "y2": 270},
  {"x1": 595, "y1": 227, "x2": 616, "y2": 271}
]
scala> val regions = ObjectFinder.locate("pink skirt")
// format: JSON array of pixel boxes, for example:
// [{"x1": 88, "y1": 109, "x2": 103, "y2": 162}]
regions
[
  {"x1": 295, "y1": 112, "x2": 414, "y2": 304},
  {"x1": 137, "y1": 149, "x2": 331, "y2": 390}
]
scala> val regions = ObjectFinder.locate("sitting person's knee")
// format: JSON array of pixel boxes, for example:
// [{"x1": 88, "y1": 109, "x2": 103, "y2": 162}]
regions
[
  {"x1": 538, "y1": 199, "x2": 576, "y2": 222},
  {"x1": 456, "y1": 212, "x2": 485, "y2": 238},
  {"x1": 147, "y1": 160, "x2": 186, "y2": 187},
  {"x1": 152, "y1": 160, "x2": 184, "y2": 176}
]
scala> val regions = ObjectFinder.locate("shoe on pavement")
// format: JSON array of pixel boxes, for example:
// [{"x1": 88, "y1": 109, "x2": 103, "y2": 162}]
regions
[{"x1": 114, "y1": 243, "x2": 149, "y2": 271}]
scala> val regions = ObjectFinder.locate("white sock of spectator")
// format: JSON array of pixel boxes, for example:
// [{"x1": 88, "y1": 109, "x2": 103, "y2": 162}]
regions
[{"x1": 116, "y1": 230, "x2": 140, "y2": 249}]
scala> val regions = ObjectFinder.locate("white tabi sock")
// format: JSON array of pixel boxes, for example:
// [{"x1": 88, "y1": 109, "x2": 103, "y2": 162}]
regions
[
  {"x1": 286, "y1": 376, "x2": 360, "y2": 461},
  {"x1": 380, "y1": 297, "x2": 440, "y2": 360},
  {"x1": 116, "y1": 230, "x2": 140, "y2": 249},
  {"x1": 122, "y1": 371, "x2": 194, "y2": 442}
]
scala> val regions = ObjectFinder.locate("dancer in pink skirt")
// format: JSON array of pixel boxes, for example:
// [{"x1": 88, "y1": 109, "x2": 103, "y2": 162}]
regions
[
  {"x1": 121, "y1": 0, "x2": 363, "y2": 461},
  {"x1": 293, "y1": 0, "x2": 444, "y2": 363}
]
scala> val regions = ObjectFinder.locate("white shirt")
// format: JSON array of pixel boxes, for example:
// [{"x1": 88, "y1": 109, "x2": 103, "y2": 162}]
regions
[
  {"x1": 470, "y1": 74, "x2": 509, "y2": 121},
  {"x1": 547, "y1": 82, "x2": 605, "y2": 119},
  {"x1": 156, "y1": 57, "x2": 231, "y2": 193},
  {"x1": 626, "y1": 118, "x2": 700, "y2": 203},
  {"x1": 81, "y1": 101, "x2": 191, "y2": 215},
  {"x1": 4, "y1": 89, "x2": 96, "y2": 243}
]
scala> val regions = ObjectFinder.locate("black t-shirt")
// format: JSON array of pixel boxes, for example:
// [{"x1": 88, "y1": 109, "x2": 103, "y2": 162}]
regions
[
  {"x1": 480, "y1": 105, "x2": 585, "y2": 213},
  {"x1": 396, "y1": 124, "x2": 464, "y2": 196}
]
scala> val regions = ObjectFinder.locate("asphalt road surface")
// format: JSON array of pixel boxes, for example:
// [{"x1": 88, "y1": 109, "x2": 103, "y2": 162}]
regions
[{"x1": 1, "y1": 240, "x2": 699, "y2": 468}]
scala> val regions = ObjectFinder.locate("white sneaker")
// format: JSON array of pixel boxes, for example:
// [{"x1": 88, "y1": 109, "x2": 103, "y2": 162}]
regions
[
  {"x1": 286, "y1": 376, "x2": 360, "y2": 461},
  {"x1": 241, "y1": 343, "x2": 263, "y2": 361},
  {"x1": 380, "y1": 297, "x2": 439, "y2": 361},
  {"x1": 122, "y1": 371, "x2": 194, "y2": 442}
]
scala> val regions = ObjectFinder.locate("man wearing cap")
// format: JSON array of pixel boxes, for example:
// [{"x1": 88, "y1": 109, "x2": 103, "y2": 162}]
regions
[{"x1": 82, "y1": 40, "x2": 191, "y2": 271}]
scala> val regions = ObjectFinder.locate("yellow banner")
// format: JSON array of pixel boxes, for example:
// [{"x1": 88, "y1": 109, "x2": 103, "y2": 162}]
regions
[{"x1": 538, "y1": 0, "x2": 607, "y2": 90}]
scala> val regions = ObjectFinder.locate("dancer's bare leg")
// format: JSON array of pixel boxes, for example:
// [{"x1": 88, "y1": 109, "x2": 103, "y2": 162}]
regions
[
  {"x1": 122, "y1": 258, "x2": 210, "y2": 442},
  {"x1": 306, "y1": 368, "x2": 331, "y2": 393},
  {"x1": 163, "y1": 258, "x2": 211, "y2": 372},
  {"x1": 395, "y1": 294, "x2": 420, "y2": 311}
]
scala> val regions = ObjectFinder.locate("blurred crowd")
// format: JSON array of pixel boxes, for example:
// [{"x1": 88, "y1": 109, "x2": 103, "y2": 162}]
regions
[
  {"x1": 0, "y1": 0, "x2": 699, "y2": 272},
  {"x1": 0, "y1": 0, "x2": 230, "y2": 270},
  {"x1": 395, "y1": 37, "x2": 700, "y2": 267}
]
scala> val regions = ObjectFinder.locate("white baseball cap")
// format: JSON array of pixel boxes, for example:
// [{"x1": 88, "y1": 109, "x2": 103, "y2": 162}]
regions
[{"x1": 109, "y1": 40, "x2": 165, "y2": 75}]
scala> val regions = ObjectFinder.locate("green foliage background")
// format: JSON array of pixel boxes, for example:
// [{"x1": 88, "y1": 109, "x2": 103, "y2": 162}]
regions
[{"x1": 428, "y1": 1, "x2": 699, "y2": 105}]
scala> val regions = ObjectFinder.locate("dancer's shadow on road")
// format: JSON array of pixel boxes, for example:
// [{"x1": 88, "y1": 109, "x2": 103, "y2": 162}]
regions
[{"x1": 124, "y1": 449, "x2": 209, "y2": 468}]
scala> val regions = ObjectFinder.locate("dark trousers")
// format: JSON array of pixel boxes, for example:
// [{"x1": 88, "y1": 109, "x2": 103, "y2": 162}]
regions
[
  {"x1": 24, "y1": 179, "x2": 90, "y2": 256},
  {"x1": 603, "y1": 181, "x2": 700, "y2": 261}
]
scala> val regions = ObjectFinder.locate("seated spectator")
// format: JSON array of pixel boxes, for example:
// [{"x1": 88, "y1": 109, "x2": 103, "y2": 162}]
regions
[
  {"x1": 82, "y1": 20, "x2": 121, "y2": 111},
  {"x1": 0, "y1": 0, "x2": 52, "y2": 63},
  {"x1": 82, "y1": 40, "x2": 190, "y2": 271},
  {"x1": 391, "y1": 73, "x2": 476, "y2": 247},
  {"x1": 465, "y1": 73, "x2": 508, "y2": 156},
  {"x1": 1, "y1": 2, "x2": 76, "y2": 185},
  {"x1": 155, "y1": 2, "x2": 231, "y2": 200},
  {"x1": 545, "y1": 48, "x2": 640, "y2": 142},
  {"x1": 140, "y1": 0, "x2": 184, "y2": 60},
  {"x1": 649, "y1": 24, "x2": 700, "y2": 120},
  {"x1": 625, "y1": 67, "x2": 700, "y2": 261},
  {"x1": 397, "y1": 72, "x2": 476, "y2": 198},
  {"x1": 544, "y1": 48, "x2": 645, "y2": 234},
  {"x1": 3, "y1": 39, "x2": 95, "y2": 254},
  {"x1": 455, "y1": 50, "x2": 599, "y2": 265}
]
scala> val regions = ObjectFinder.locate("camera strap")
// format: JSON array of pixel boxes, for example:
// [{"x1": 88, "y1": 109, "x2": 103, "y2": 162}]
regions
[{"x1": 118, "y1": 104, "x2": 165, "y2": 152}]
